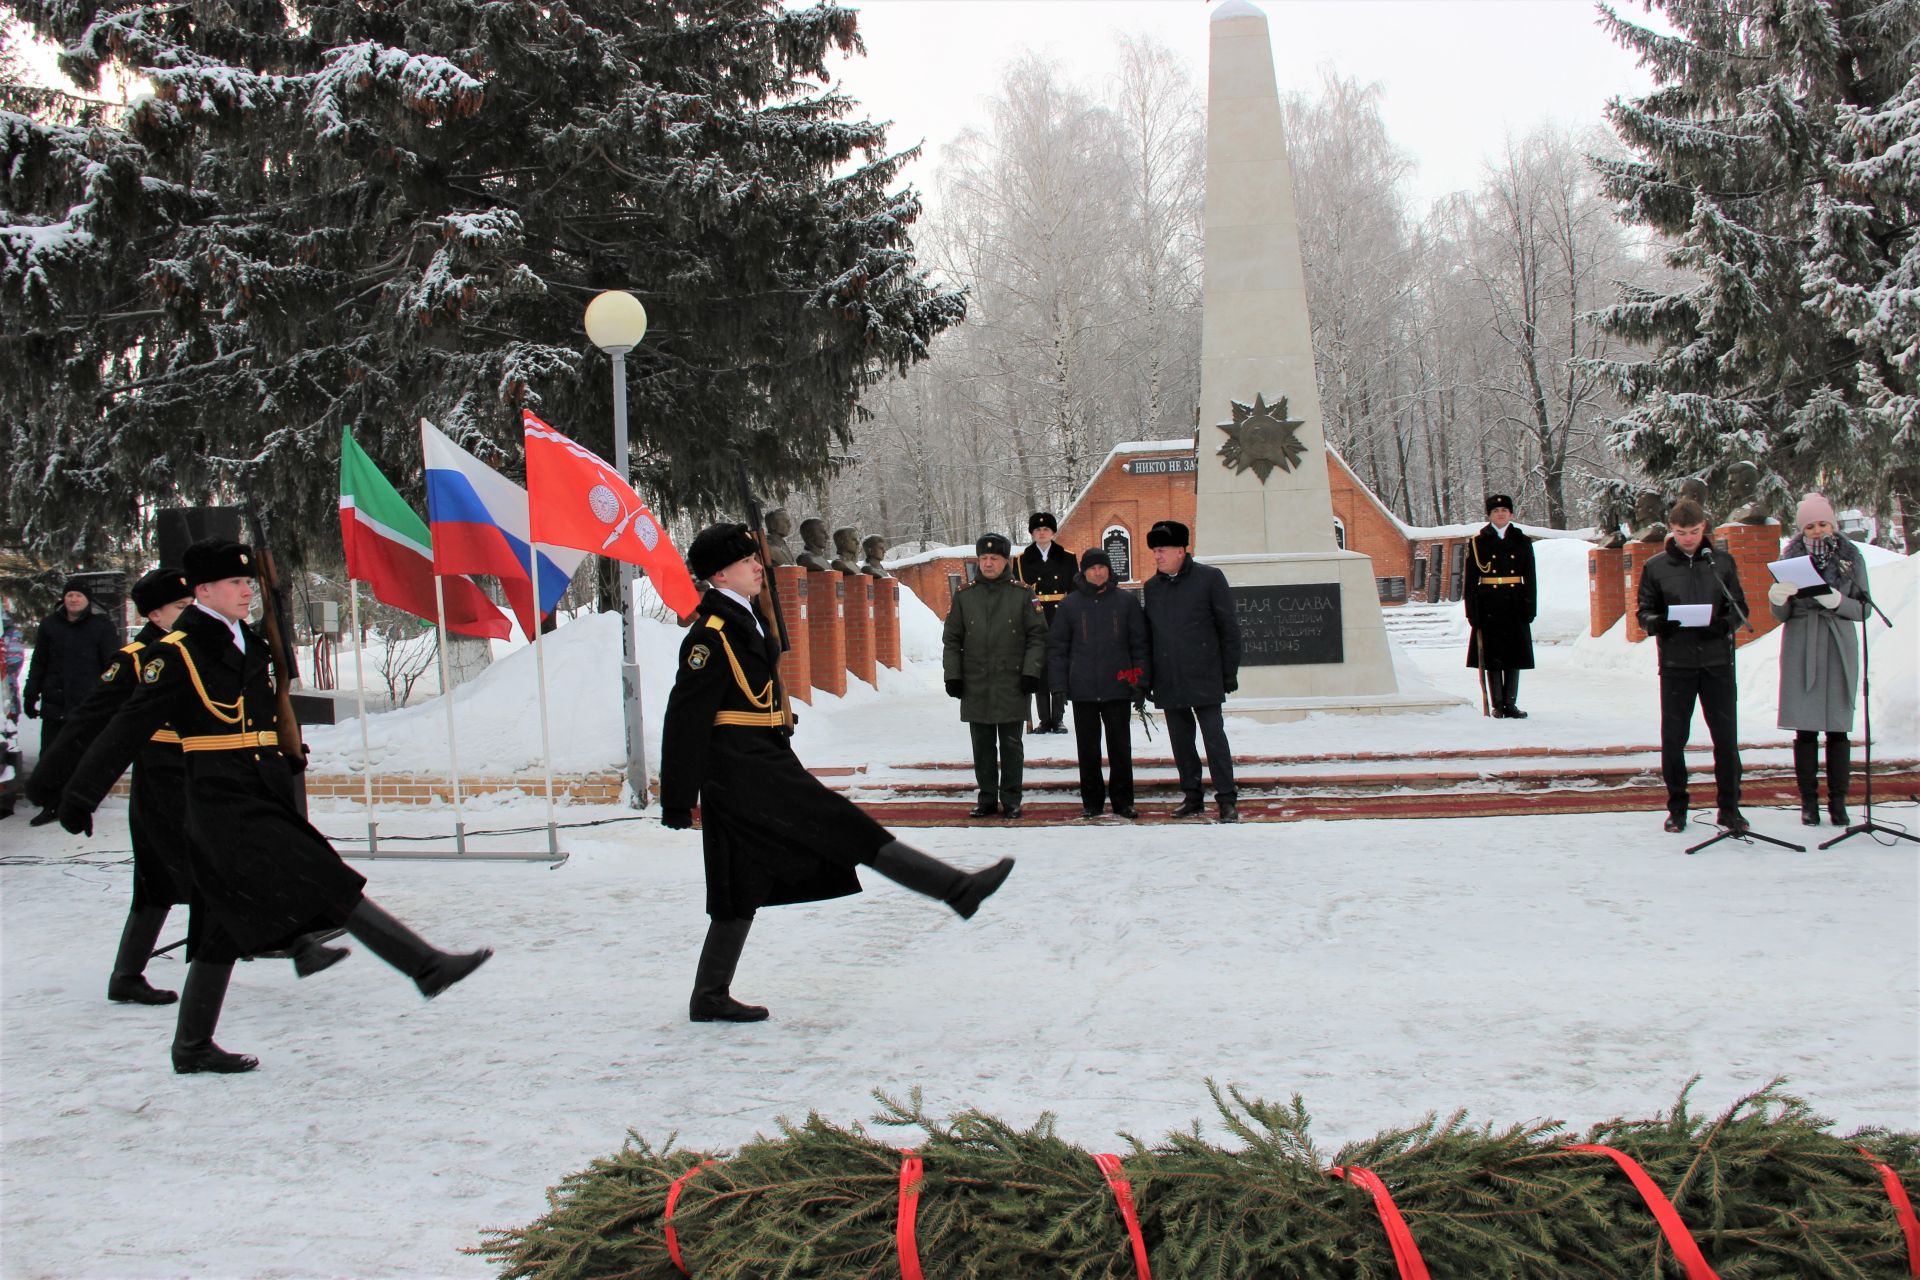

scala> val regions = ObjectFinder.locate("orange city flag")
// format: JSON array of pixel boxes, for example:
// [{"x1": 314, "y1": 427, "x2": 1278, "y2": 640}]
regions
[{"x1": 522, "y1": 411, "x2": 700, "y2": 620}]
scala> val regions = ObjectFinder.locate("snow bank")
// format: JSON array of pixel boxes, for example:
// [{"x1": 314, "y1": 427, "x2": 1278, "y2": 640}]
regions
[{"x1": 1531, "y1": 537, "x2": 1597, "y2": 645}]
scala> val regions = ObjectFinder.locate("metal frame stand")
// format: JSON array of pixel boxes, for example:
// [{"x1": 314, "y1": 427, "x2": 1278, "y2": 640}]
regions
[{"x1": 1819, "y1": 594, "x2": 1917, "y2": 849}]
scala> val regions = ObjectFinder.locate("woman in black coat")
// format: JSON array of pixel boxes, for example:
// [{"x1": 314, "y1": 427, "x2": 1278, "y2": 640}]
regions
[{"x1": 1048, "y1": 549, "x2": 1151, "y2": 819}]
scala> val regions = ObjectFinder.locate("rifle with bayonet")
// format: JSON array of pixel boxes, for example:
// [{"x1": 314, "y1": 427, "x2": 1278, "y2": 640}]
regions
[
  {"x1": 735, "y1": 463, "x2": 794, "y2": 732},
  {"x1": 242, "y1": 501, "x2": 308, "y2": 773}
]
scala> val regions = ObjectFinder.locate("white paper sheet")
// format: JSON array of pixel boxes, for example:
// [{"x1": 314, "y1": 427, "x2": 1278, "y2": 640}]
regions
[
  {"x1": 1768, "y1": 555, "x2": 1826, "y2": 589},
  {"x1": 1667, "y1": 604, "x2": 1714, "y2": 628}
]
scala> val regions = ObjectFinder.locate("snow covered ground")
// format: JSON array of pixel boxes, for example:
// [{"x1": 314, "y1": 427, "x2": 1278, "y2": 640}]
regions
[{"x1": 3, "y1": 547, "x2": 1916, "y2": 1279}]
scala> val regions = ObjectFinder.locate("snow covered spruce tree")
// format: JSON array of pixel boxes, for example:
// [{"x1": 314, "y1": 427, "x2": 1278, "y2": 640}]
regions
[
  {"x1": 0, "y1": 1, "x2": 962, "y2": 563},
  {"x1": 1593, "y1": 0, "x2": 1920, "y2": 542}
]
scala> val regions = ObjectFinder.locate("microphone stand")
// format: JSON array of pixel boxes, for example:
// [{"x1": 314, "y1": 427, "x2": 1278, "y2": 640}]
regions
[
  {"x1": 1687, "y1": 545, "x2": 1805, "y2": 854},
  {"x1": 1820, "y1": 587, "x2": 1916, "y2": 849}
]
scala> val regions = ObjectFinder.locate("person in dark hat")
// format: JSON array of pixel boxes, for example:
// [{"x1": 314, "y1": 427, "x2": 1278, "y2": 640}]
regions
[
  {"x1": 56, "y1": 539, "x2": 492, "y2": 1074},
  {"x1": 662, "y1": 523, "x2": 1015, "y2": 1023},
  {"x1": 1013, "y1": 513, "x2": 1075, "y2": 733},
  {"x1": 1049, "y1": 547, "x2": 1150, "y2": 819},
  {"x1": 943, "y1": 532, "x2": 1050, "y2": 819},
  {"x1": 1462, "y1": 494, "x2": 1537, "y2": 719},
  {"x1": 30, "y1": 567, "x2": 346, "y2": 1006},
  {"x1": 1142, "y1": 520, "x2": 1242, "y2": 821},
  {"x1": 21, "y1": 575, "x2": 120, "y2": 824}
]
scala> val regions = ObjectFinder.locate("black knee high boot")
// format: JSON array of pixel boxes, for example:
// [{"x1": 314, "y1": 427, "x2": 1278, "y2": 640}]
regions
[
  {"x1": 869, "y1": 840, "x2": 1014, "y2": 920},
  {"x1": 108, "y1": 905, "x2": 178, "y2": 1004},
  {"x1": 1826, "y1": 733, "x2": 1852, "y2": 827},
  {"x1": 171, "y1": 961, "x2": 257, "y2": 1074},
  {"x1": 1485, "y1": 668, "x2": 1507, "y2": 716},
  {"x1": 1502, "y1": 670, "x2": 1527, "y2": 718},
  {"x1": 689, "y1": 917, "x2": 768, "y2": 1022},
  {"x1": 345, "y1": 898, "x2": 492, "y2": 999},
  {"x1": 1794, "y1": 733, "x2": 1821, "y2": 825}
]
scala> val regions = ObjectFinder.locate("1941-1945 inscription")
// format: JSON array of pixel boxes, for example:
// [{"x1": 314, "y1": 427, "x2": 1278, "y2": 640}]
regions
[{"x1": 1232, "y1": 584, "x2": 1343, "y2": 666}]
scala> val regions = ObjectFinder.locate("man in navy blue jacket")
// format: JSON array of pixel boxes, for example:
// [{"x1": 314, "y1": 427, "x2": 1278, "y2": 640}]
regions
[{"x1": 1141, "y1": 521, "x2": 1242, "y2": 822}]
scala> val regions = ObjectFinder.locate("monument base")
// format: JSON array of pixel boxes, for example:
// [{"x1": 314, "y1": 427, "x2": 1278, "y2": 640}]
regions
[{"x1": 1209, "y1": 550, "x2": 1464, "y2": 719}]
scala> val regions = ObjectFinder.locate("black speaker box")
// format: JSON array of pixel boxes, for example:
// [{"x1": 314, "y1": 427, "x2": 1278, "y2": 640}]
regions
[{"x1": 155, "y1": 507, "x2": 246, "y2": 569}]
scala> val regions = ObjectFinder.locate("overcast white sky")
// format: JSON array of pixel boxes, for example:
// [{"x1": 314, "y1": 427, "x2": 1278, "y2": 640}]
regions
[{"x1": 821, "y1": 0, "x2": 1661, "y2": 211}]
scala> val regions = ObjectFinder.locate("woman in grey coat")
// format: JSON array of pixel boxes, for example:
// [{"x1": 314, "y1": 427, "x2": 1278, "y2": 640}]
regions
[{"x1": 1767, "y1": 493, "x2": 1870, "y2": 826}]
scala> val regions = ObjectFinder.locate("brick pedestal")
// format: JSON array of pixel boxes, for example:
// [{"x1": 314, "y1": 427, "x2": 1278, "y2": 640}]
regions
[
  {"x1": 1588, "y1": 545, "x2": 1625, "y2": 637},
  {"x1": 774, "y1": 565, "x2": 812, "y2": 706},
  {"x1": 873, "y1": 578, "x2": 902, "y2": 670},
  {"x1": 843, "y1": 574, "x2": 875, "y2": 687},
  {"x1": 806, "y1": 570, "x2": 847, "y2": 698},
  {"x1": 1716, "y1": 521, "x2": 1784, "y2": 648},
  {"x1": 1622, "y1": 541, "x2": 1665, "y2": 642}
]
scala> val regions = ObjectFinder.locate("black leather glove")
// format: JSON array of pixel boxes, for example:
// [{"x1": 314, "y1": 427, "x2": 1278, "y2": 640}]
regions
[
  {"x1": 661, "y1": 807, "x2": 693, "y2": 830},
  {"x1": 58, "y1": 797, "x2": 93, "y2": 837},
  {"x1": 1132, "y1": 691, "x2": 1148, "y2": 711},
  {"x1": 1019, "y1": 675, "x2": 1039, "y2": 695},
  {"x1": 1654, "y1": 619, "x2": 1682, "y2": 638},
  {"x1": 21, "y1": 695, "x2": 37, "y2": 718},
  {"x1": 1223, "y1": 675, "x2": 1239, "y2": 694},
  {"x1": 945, "y1": 679, "x2": 964, "y2": 699},
  {"x1": 288, "y1": 744, "x2": 311, "y2": 775}
]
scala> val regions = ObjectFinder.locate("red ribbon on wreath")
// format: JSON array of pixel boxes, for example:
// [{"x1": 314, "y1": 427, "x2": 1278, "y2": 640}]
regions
[
  {"x1": 1092, "y1": 1153, "x2": 1152, "y2": 1278},
  {"x1": 1859, "y1": 1146, "x2": 1920, "y2": 1276},
  {"x1": 1558, "y1": 1143, "x2": 1719, "y2": 1279},
  {"x1": 664, "y1": 1159, "x2": 716, "y2": 1275},
  {"x1": 1329, "y1": 1164, "x2": 1430, "y2": 1280},
  {"x1": 897, "y1": 1150, "x2": 925, "y2": 1280}
]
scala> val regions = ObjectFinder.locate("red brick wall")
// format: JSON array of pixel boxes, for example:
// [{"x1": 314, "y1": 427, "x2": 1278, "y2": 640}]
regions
[
  {"x1": 1623, "y1": 541, "x2": 1664, "y2": 642},
  {"x1": 1716, "y1": 522, "x2": 1782, "y2": 649},
  {"x1": 806, "y1": 570, "x2": 847, "y2": 697},
  {"x1": 843, "y1": 573, "x2": 876, "y2": 687},
  {"x1": 1327, "y1": 453, "x2": 1413, "y2": 586},
  {"x1": 873, "y1": 578, "x2": 901, "y2": 670},
  {"x1": 1588, "y1": 546, "x2": 1626, "y2": 637},
  {"x1": 774, "y1": 565, "x2": 812, "y2": 705},
  {"x1": 892, "y1": 557, "x2": 973, "y2": 622},
  {"x1": 1055, "y1": 453, "x2": 1196, "y2": 584}
]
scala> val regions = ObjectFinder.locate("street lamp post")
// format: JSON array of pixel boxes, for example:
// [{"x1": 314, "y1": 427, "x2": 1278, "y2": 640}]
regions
[{"x1": 584, "y1": 290, "x2": 652, "y2": 808}]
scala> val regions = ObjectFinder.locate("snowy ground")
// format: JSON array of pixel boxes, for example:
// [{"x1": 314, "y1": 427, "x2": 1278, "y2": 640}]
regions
[{"x1": 4, "y1": 548, "x2": 1917, "y2": 1279}]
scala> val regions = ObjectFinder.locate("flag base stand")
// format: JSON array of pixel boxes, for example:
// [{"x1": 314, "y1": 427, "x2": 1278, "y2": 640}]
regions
[{"x1": 330, "y1": 820, "x2": 568, "y2": 865}]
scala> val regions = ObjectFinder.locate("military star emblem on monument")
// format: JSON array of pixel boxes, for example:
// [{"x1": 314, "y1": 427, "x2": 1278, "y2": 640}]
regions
[{"x1": 1215, "y1": 392, "x2": 1308, "y2": 483}]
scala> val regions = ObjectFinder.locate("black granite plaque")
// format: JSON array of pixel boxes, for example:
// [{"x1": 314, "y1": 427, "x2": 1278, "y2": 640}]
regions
[
  {"x1": 1103, "y1": 529, "x2": 1132, "y2": 582},
  {"x1": 1232, "y1": 583, "x2": 1343, "y2": 666}
]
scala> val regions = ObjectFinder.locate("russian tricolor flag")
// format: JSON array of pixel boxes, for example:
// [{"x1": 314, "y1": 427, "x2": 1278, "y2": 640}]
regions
[{"x1": 420, "y1": 418, "x2": 586, "y2": 640}]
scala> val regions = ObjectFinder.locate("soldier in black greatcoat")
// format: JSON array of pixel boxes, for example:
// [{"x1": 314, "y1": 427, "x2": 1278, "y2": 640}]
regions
[
  {"x1": 57, "y1": 540, "x2": 492, "y2": 1074},
  {"x1": 661, "y1": 523, "x2": 1016, "y2": 1023},
  {"x1": 1462, "y1": 494, "x2": 1538, "y2": 719},
  {"x1": 30, "y1": 568, "x2": 347, "y2": 1007},
  {"x1": 1013, "y1": 512, "x2": 1075, "y2": 732}
]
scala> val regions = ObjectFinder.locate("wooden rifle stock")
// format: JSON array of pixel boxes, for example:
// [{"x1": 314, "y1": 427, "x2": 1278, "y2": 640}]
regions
[{"x1": 244, "y1": 505, "x2": 307, "y2": 761}]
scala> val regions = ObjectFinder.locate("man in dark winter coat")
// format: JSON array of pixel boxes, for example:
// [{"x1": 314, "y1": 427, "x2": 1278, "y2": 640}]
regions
[
  {"x1": 1141, "y1": 520, "x2": 1242, "y2": 822},
  {"x1": 1634, "y1": 499, "x2": 1750, "y2": 835},
  {"x1": 662, "y1": 523, "x2": 1015, "y2": 1023},
  {"x1": 29, "y1": 567, "x2": 345, "y2": 1007},
  {"x1": 21, "y1": 577, "x2": 119, "y2": 824},
  {"x1": 943, "y1": 533, "x2": 1049, "y2": 819},
  {"x1": 1462, "y1": 494, "x2": 1537, "y2": 719},
  {"x1": 1013, "y1": 512, "x2": 1075, "y2": 733},
  {"x1": 1049, "y1": 548, "x2": 1150, "y2": 819},
  {"x1": 57, "y1": 539, "x2": 491, "y2": 1074}
]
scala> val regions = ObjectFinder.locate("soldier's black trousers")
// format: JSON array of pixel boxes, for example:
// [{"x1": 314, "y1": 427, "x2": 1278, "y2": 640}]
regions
[
  {"x1": 968, "y1": 721, "x2": 1024, "y2": 806},
  {"x1": 1659, "y1": 664, "x2": 1741, "y2": 815},
  {"x1": 1165, "y1": 703, "x2": 1236, "y2": 803},
  {"x1": 1071, "y1": 700, "x2": 1134, "y2": 810}
]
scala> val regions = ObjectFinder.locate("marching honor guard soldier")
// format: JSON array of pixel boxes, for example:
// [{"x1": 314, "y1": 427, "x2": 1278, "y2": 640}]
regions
[
  {"x1": 1634, "y1": 499, "x2": 1750, "y2": 835},
  {"x1": 29, "y1": 568, "x2": 346, "y2": 1006},
  {"x1": 944, "y1": 532, "x2": 1050, "y2": 818},
  {"x1": 57, "y1": 539, "x2": 492, "y2": 1074},
  {"x1": 1014, "y1": 513, "x2": 1074, "y2": 733},
  {"x1": 1462, "y1": 494, "x2": 1537, "y2": 718},
  {"x1": 662, "y1": 523, "x2": 1015, "y2": 1023}
]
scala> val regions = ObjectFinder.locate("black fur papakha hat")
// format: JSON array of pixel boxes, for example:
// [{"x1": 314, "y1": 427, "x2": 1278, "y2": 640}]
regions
[
  {"x1": 1146, "y1": 520, "x2": 1189, "y2": 549},
  {"x1": 975, "y1": 532, "x2": 1012, "y2": 558},
  {"x1": 1486, "y1": 494, "x2": 1514, "y2": 514},
  {"x1": 183, "y1": 539, "x2": 255, "y2": 588},
  {"x1": 687, "y1": 523, "x2": 759, "y2": 580},
  {"x1": 1028, "y1": 512, "x2": 1057, "y2": 533},
  {"x1": 132, "y1": 567, "x2": 192, "y2": 614}
]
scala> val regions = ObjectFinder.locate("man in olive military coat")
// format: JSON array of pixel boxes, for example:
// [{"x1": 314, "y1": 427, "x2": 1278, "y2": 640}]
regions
[
  {"x1": 1013, "y1": 512, "x2": 1074, "y2": 732},
  {"x1": 1462, "y1": 494, "x2": 1538, "y2": 718},
  {"x1": 943, "y1": 532, "x2": 1050, "y2": 818},
  {"x1": 58, "y1": 539, "x2": 491, "y2": 1074},
  {"x1": 661, "y1": 523, "x2": 1015, "y2": 1024}
]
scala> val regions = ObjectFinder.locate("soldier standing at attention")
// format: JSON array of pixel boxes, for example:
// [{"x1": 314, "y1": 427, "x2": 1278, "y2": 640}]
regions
[
  {"x1": 661, "y1": 524, "x2": 1015, "y2": 1023},
  {"x1": 1462, "y1": 494, "x2": 1537, "y2": 719},
  {"x1": 1014, "y1": 513, "x2": 1074, "y2": 733},
  {"x1": 944, "y1": 532, "x2": 1050, "y2": 819},
  {"x1": 57, "y1": 540, "x2": 492, "y2": 1074}
]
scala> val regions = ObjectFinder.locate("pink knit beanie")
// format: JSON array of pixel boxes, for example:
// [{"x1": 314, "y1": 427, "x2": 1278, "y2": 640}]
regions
[{"x1": 1795, "y1": 492, "x2": 1836, "y2": 528}]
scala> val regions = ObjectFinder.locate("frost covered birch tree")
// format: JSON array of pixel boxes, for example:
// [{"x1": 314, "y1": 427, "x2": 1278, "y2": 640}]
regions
[{"x1": 0, "y1": 0, "x2": 961, "y2": 564}]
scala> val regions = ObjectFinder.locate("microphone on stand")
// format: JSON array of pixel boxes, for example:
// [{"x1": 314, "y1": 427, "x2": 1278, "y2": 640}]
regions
[{"x1": 1697, "y1": 543, "x2": 1749, "y2": 633}]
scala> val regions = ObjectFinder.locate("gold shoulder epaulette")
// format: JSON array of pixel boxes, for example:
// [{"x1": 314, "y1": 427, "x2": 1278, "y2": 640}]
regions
[
  {"x1": 119, "y1": 641, "x2": 143, "y2": 654},
  {"x1": 161, "y1": 631, "x2": 186, "y2": 646},
  {"x1": 704, "y1": 614, "x2": 727, "y2": 631}
]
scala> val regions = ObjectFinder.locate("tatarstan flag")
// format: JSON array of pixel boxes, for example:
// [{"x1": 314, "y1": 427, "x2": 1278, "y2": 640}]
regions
[{"x1": 338, "y1": 426, "x2": 512, "y2": 640}]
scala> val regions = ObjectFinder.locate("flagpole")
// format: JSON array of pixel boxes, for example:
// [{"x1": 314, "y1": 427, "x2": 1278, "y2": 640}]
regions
[
  {"x1": 529, "y1": 549, "x2": 560, "y2": 857},
  {"x1": 432, "y1": 575, "x2": 468, "y2": 856},
  {"x1": 348, "y1": 581, "x2": 378, "y2": 855}
]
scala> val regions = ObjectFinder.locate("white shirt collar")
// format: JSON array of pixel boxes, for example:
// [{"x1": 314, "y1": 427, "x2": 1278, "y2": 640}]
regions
[
  {"x1": 193, "y1": 601, "x2": 246, "y2": 653},
  {"x1": 1491, "y1": 523, "x2": 1510, "y2": 538},
  {"x1": 1034, "y1": 543, "x2": 1053, "y2": 560},
  {"x1": 716, "y1": 587, "x2": 764, "y2": 636}
]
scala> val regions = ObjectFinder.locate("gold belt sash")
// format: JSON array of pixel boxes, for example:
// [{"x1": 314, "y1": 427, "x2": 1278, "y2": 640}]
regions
[
  {"x1": 150, "y1": 729, "x2": 183, "y2": 746},
  {"x1": 713, "y1": 709, "x2": 789, "y2": 729},
  {"x1": 1480, "y1": 576, "x2": 1525, "y2": 586},
  {"x1": 179, "y1": 730, "x2": 278, "y2": 753},
  {"x1": 1035, "y1": 592, "x2": 1066, "y2": 602}
]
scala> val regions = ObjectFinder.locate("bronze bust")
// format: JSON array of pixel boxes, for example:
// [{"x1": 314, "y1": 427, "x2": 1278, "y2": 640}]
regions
[
  {"x1": 861, "y1": 534, "x2": 890, "y2": 578},
  {"x1": 796, "y1": 517, "x2": 835, "y2": 572},
  {"x1": 1630, "y1": 489, "x2": 1668, "y2": 544},
  {"x1": 1723, "y1": 461, "x2": 1771, "y2": 524},
  {"x1": 763, "y1": 508, "x2": 796, "y2": 567}
]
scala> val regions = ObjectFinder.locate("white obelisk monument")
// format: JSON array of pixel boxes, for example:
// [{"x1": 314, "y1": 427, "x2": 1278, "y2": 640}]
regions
[{"x1": 1198, "y1": 0, "x2": 1450, "y2": 718}]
